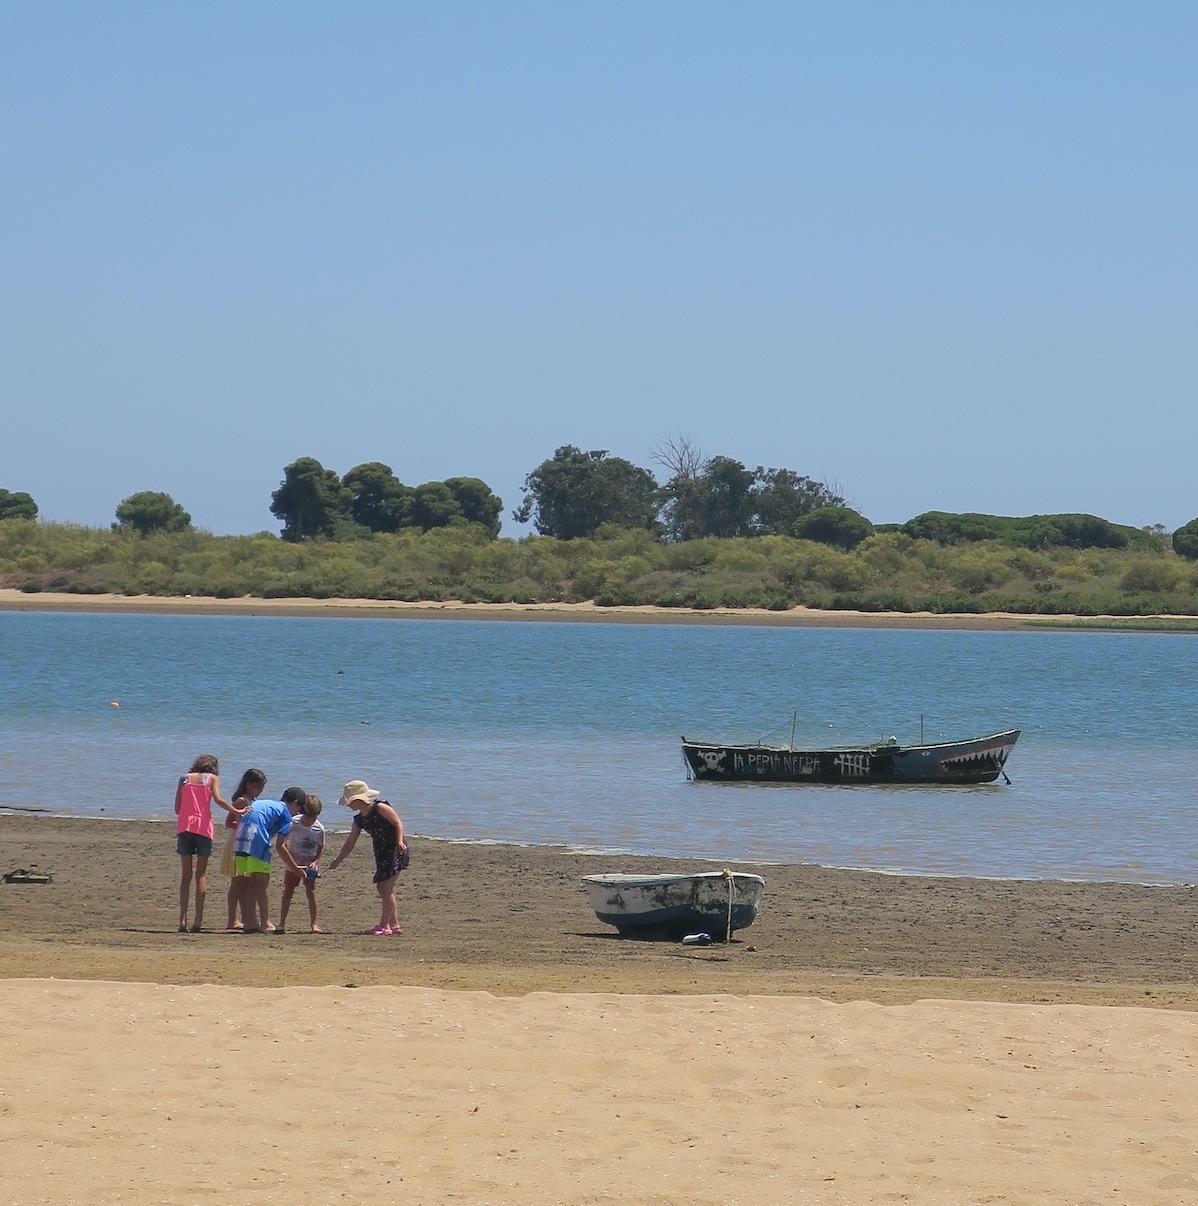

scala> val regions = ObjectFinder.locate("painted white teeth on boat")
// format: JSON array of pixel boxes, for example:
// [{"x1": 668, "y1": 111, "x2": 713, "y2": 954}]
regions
[{"x1": 941, "y1": 746, "x2": 1011, "y2": 766}]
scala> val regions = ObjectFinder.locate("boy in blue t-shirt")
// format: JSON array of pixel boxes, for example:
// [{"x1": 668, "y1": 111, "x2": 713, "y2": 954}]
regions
[{"x1": 234, "y1": 787, "x2": 310, "y2": 934}]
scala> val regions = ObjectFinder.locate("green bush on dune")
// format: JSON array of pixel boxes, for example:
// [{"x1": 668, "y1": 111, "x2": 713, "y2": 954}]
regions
[
  {"x1": 1, "y1": 520, "x2": 1197, "y2": 617},
  {"x1": 901, "y1": 510, "x2": 1155, "y2": 551}
]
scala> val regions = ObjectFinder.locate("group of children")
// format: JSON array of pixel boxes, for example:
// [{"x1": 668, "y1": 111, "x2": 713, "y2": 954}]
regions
[{"x1": 174, "y1": 755, "x2": 410, "y2": 937}]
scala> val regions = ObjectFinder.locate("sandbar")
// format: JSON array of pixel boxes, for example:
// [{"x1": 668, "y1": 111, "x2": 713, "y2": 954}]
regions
[{"x1": 0, "y1": 586, "x2": 1169, "y2": 629}]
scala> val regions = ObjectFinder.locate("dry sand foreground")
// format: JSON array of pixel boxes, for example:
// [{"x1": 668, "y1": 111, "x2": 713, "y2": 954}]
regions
[
  {"x1": 1, "y1": 980, "x2": 1196, "y2": 1205},
  {"x1": 2, "y1": 817, "x2": 1197, "y2": 1203}
]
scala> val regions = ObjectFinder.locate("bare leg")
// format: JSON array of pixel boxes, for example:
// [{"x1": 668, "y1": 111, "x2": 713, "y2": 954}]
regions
[
  {"x1": 304, "y1": 881, "x2": 320, "y2": 932},
  {"x1": 238, "y1": 876, "x2": 259, "y2": 932},
  {"x1": 279, "y1": 874, "x2": 297, "y2": 930},
  {"x1": 376, "y1": 877, "x2": 399, "y2": 932},
  {"x1": 226, "y1": 877, "x2": 243, "y2": 930},
  {"x1": 254, "y1": 877, "x2": 272, "y2": 932},
  {"x1": 178, "y1": 856, "x2": 194, "y2": 931},
  {"x1": 191, "y1": 855, "x2": 209, "y2": 931}
]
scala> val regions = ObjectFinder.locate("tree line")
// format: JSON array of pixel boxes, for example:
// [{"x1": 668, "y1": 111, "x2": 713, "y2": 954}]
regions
[
  {"x1": 513, "y1": 441, "x2": 857, "y2": 544},
  {"x1": 4, "y1": 439, "x2": 1198, "y2": 560},
  {"x1": 259, "y1": 443, "x2": 859, "y2": 545},
  {"x1": 0, "y1": 462, "x2": 504, "y2": 541},
  {"x1": 269, "y1": 458, "x2": 503, "y2": 540},
  {"x1": 0, "y1": 440, "x2": 857, "y2": 546}
]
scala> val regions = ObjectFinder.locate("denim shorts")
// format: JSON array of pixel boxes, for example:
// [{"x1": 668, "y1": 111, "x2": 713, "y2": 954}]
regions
[{"x1": 177, "y1": 832, "x2": 214, "y2": 858}]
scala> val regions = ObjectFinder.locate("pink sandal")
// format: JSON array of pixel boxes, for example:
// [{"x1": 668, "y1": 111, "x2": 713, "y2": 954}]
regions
[{"x1": 368, "y1": 925, "x2": 392, "y2": 936}]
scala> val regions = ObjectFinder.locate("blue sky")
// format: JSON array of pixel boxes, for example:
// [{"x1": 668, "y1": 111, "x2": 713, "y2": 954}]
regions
[{"x1": 2, "y1": 2, "x2": 1195, "y2": 535}]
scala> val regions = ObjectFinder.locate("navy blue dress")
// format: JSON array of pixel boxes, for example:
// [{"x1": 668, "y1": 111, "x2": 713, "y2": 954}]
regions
[{"x1": 353, "y1": 800, "x2": 410, "y2": 883}]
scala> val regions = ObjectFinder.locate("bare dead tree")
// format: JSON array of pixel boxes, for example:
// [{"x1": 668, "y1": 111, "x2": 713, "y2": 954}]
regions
[
  {"x1": 821, "y1": 477, "x2": 849, "y2": 509},
  {"x1": 650, "y1": 432, "x2": 705, "y2": 482}
]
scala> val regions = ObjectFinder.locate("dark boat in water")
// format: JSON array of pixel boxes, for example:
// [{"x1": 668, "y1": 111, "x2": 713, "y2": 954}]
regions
[{"x1": 681, "y1": 729, "x2": 1020, "y2": 785}]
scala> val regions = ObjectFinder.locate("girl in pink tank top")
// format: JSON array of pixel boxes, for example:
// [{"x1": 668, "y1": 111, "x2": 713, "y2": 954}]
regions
[{"x1": 174, "y1": 755, "x2": 243, "y2": 932}]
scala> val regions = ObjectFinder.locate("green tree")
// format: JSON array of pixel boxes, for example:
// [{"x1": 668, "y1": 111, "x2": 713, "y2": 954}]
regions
[
  {"x1": 114, "y1": 491, "x2": 191, "y2": 535},
  {"x1": 342, "y1": 462, "x2": 413, "y2": 533},
  {"x1": 411, "y1": 481, "x2": 463, "y2": 530},
  {"x1": 270, "y1": 457, "x2": 351, "y2": 541},
  {"x1": 792, "y1": 506, "x2": 875, "y2": 550},
  {"x1": 444, "y1": 477, "x2": 503, "y2": 538},
  {"x1": 514, "y1": 446, "x2": 659, "y2": 539},
  {"x1": 1173, "y1": 518, "x2": 1198, "y2": 560},
  {"x1": 657, "y1": 474, "x2": 705, "y2": 542},
  {"x1": 902, "y1": 512, "x2": 999, "y2": 543},
  {"x1": 660, "y1": 454, "x2": 841, "y2": 541},
  {"x1": 752, "y1": 468, "x2": 845, "y2": 534},
  {"x1": 660, "y1": 455, "x2": 757, "y2": 540},
  {"x1": 699, "y1": 456, "x2": 757, "y2": 537},
  {"x1": 902, "y1": 510, "x2": 1135, "y2": 551},
  {"x1": 1026, "y1": 514, "x2": 1127, "y2": 550},
  {"x1": 0, "y1": 489, "x2": 38, "y2": 521}
]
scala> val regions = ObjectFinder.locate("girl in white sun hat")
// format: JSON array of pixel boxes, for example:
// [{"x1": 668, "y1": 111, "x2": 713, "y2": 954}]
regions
[{"x1": 326, "y1": 779, "x2": 410, "y2": 935}]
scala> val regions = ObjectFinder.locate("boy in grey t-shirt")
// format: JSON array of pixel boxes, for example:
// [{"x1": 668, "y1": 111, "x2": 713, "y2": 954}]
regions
[{"x1": 278, "y1": 794, "x2": 326, "y2": 934}]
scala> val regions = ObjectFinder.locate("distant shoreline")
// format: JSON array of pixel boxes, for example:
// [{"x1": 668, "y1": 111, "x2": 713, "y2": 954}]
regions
[{"x1": 5, "y1": 587, "x2": 1195, "y2": 631}]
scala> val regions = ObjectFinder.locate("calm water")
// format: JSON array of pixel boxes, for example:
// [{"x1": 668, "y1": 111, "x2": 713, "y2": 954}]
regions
[{"x1": 1, "y1": 611, "x2": 1195, "y2": 883}]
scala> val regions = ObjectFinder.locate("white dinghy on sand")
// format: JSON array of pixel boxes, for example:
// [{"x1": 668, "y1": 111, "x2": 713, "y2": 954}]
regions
[{"x1": 582, "y1": 870, "x2": 765, "y2": 941}]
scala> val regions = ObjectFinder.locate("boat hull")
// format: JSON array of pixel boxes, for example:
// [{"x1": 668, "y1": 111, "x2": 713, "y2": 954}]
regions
[
  {"x1": 682, "y1": 729, "x2": 1020, "y2": 785},
  {"x1": 582, "y1": 872, "x2": 765, "y2": 940}
]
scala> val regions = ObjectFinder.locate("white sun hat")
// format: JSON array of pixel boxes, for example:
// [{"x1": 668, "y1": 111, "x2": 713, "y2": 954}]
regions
[{"x1": 338, "y1": 779, "x2": 381, "y2": 807}]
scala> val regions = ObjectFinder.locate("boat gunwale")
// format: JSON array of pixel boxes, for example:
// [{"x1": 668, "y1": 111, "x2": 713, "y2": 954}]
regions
[
  {"x1": 680, "y1": 728, "x2": 1021, "y2": 756},
  {"x1": 581, "y1": 871, "x2": 766, "y2": 888}
]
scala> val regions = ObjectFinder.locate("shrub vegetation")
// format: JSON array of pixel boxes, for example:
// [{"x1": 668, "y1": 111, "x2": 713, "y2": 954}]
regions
[
  {"x1": 901, "y1": 511, "x2": 1153, "y2": 550},
  {"x1": 1173, "y1": 518, "x2": 1198, "y2": 561},
  {"x1": 3, "y1": 520, "x2": 1197, "y2": 616}
]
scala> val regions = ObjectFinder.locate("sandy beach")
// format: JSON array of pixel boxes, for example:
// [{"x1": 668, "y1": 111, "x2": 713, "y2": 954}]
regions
[
  {"x1": 3, "y1": 979, "x2": 1196, "y2": 1205},
  {"x1": 0, "y1": 586, "x2": 1168, "y2": 629},
  {"x1": 3, "y1": 815, "x2": 1196, "y2": 1202}
]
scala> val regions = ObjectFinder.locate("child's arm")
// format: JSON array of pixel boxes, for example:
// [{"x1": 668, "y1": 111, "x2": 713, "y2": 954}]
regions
[
  {"x1": 173, "y1": 777, "x2": 183, "y2": 816},
  {"x1": 210, "y1": 775, "x2": 245, "y2": 817},
  {"x1": 377, "y1": 802, "x2": 407, "y2": 853},
  {"x1": 326, "y1": 825, "x2": 360, "y2": 871},
  {"x1": 275, "y1": 833, "x2": 305, "y2": 876}
]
